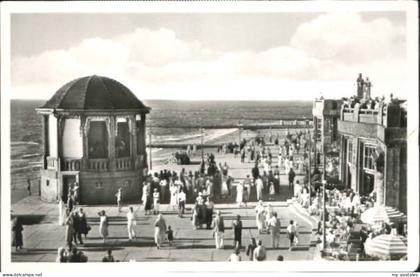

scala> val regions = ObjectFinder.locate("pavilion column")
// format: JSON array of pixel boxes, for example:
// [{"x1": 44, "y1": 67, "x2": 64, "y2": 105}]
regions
[
  {"x1": 109, "y1": 116, "x2": 116, "y2": 171},
  {"x1": 56, "y1": 114, "x2": 64, "y2": 171},
  {"x1": 42, "y1": 115, "x2": 49, "y2": 170},
  {"x1": 81, "y1": 116, "x2": 90, "y2": 170},
  {"x1": 141, "y1": 113, "x2": 147, "y2": 169},
  {"x1": 130, "y1": 115, "x2": 137, "y2": 169}
]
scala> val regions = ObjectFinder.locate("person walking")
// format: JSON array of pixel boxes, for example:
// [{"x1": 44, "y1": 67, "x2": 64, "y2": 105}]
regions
[
  {"x1": 98, "y1": 210, "x2": 109, "y2": 243},
  {"x1": 153, "y1": 188, "x2": 160, "y2": 215},
  {"x1": 268, "y1": 212, "x2": 281, "y2": 249},
  {"x1": 246, "y1": 238, "x2": 257, "y2": 261},
  {"x1": 236, "y1": 181, "x2": 244, "y2": 207},
  {"x1": 170, "y1": 183, "x2": 178, "y2": 211},
  {"x1": 116, "y1": 188, "x2": 122, "y2": 213},
  {"x1": 27, "y1": 178, "x2": 31, "y2": 196},
  {"x1": 213, "y1": 210, "x2": 225, "y2": 249},
  {"x1": 264, "y1": 203, "x2": 273, "y2": 234},
  {"x1": 78, "y1": 208, "x2": 89, "y2": 239},
  {"x1": 58, "y1": 198, "x2": 66, "y2": 226},
  {"x1": 287, "y1": 220, "x2": 297, "y2": 250},
  {"x1": 205, "y1": 197, "x2": 214, "y2": 229},
  {"x1": 67, "y1": 191, "x2": 74, "y2": 211},
  {"x1": 232, "y1": 215, "x2": 243, "y2": 249},
  {"x1": 12, "y1": 216, "x2": 24, "y2": 251},
  {"x1": 256, "y1": 177, "x2": 264, "y2": 201},
  {"x1": 255, "y1": 200, "x2": 266, "y2": 234},
  {"x1": 144, "y1": 182, "x2": 153, "y2": 215},
  {"x1": 166, "y1": 225, "x2": 174, "y2": 246},
  {"x1": 154, "y1": 214, "x2": 167, "y2": 249},
  {"x1": 253, "y1": 240, "x2": 267, "y2": 261},
  {"x1": 72, "y1": 210, "x2": 83, "y2": 245},
  {"x1": 127, "y1": 206, "x2": 137, "y2": 241},
  {"x1": 159, "y1": 178, "x2": 167, "y2": 203},
  {"x1": 64, "y1": 209, "x2": 75, "y2": 247},
  {"x1": 288, "y1": 168, "x2": 296, "y2": 190},
  {"x1": 178, "y1": 188, "x2": 186, "y2": 218}
]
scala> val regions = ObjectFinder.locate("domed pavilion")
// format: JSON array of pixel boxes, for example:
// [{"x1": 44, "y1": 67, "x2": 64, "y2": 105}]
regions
[{"x1": 36, "y1": 75, "x2": 150, "y2": 204}]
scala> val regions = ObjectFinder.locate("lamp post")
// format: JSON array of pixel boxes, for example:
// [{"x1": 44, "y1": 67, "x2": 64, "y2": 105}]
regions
[
  {"x1": 149, "y1": 125, "x2": 152, "y2": 171},
  {"x1": 201, "y1": 127, "x2": 204, "y2": 161},
  {"x1": 308, "y1": 128, "x2": 312, "y2": 206}
]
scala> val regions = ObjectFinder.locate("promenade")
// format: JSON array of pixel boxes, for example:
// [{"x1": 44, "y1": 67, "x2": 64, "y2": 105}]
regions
[
  {"x1": 12, "y1": 196, "x2": 318, "y2": 262},
  {"x1": 11, "y1": 135, "x2": 319, "y2": 262}
]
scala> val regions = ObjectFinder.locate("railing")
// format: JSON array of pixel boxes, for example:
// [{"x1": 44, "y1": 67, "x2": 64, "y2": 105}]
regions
[
  {"x1": 342, "y1": 107, "x2": 382, "y2": 124},
  {"x1": 115, "y1": 157, "x2": 132, "y2": 170},
  {"x1": 87, "y1": 158, "x2": 109, "y2": 171},
  {"x1": 47, "y1": 156, "x2": 58, "y2": 170},
  {"x1": 63, "y1": 158, "x2": 81, "y2": 171}
]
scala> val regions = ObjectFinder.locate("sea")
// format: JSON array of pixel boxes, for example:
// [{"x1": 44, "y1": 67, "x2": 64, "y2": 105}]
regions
[{"x1": 9, "y1": 99, "x2": 311, "y2": 203}]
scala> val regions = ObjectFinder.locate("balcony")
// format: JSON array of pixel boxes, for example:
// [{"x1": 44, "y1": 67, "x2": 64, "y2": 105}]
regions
[
  {"x1": 341, "y1": 107, "x2": 382, "y2": 125},
  {"x1": 63, "y1": 158, "x2": 81, "y2": 171},
  {"x1": 46, "y1": 156, "x2": 144, "y2": 172},
  {"x1": 115, "y1": 157, "x2": 132, "y2": 170},
  {"x1": 87, "y1": 158, "x2": 110, "y2": 171}
]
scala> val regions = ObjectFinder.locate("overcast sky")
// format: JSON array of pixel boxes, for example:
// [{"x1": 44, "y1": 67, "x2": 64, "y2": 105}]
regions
[{"x1": 10, "y1": 12, "x2": 408, "y2": 101}]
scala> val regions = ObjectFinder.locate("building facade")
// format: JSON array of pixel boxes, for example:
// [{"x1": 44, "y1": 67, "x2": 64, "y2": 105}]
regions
[
  {"x1": 312, "y1": 98, "x2": 342, "y2": 183},
  {"x1": 337, "y1": 77, "x2": 407, "y2": 212},
  {"x1": 36, "y1": 75, "x2": 150, "y2": 204}
]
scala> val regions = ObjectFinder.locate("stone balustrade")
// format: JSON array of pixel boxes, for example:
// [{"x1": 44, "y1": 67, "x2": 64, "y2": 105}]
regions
[
  {"x1": 46, "y1": 156, "x2": 58, "y2": 170},
  {"x1": 63, "y1": 158, "x2": 81, "y2": 171},
  {"x1": 115, "y1": 157, "x2": 132, "y2": 170}
]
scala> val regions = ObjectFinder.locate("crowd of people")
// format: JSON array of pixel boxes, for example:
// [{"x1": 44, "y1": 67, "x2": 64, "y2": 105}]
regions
[{"x1": 14, "y1": 129, "x2": 315, "y2": 262}]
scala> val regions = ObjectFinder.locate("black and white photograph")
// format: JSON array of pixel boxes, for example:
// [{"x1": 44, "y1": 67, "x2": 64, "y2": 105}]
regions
[{"x1": 1, "y1": 1, "x2": 418, "y2": 274}]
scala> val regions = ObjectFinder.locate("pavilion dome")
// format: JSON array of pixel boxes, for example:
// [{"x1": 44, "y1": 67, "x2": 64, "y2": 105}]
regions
[{"x1": 41, "y1": 75, "x2": 149, "y2": 111}]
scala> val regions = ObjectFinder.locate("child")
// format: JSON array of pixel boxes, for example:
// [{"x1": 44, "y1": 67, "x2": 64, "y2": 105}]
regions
[
  {"x1": 166, "y1": 226, "x2": 174, "y2": 246},
  {"x1": 153, "y1": 188, "x2": 160, "y2": 215}
]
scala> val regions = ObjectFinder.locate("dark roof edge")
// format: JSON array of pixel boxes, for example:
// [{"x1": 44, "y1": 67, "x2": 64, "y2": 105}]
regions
[{"x1": 36, "y1": 107, "x2": 151, "y2": 114}]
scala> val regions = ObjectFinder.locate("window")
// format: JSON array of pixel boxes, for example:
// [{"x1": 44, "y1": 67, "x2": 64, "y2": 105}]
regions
[
  {"x1": 95, "y1": 181, "x2": 103, "y2": 189},
  {"x1": 363, "y1": 146, "x2": 376, "y2": 170},
  {"x1": 347, "y1": 140, "x2": 353, "y2": 164},
  {"x1": 46, "y1": 180, "x2": 50, "y2": 187}
]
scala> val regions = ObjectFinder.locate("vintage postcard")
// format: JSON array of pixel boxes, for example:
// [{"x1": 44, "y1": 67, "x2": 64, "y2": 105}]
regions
[{"x1": 1, "y1": 1, "x2": 418, "y2": 275}]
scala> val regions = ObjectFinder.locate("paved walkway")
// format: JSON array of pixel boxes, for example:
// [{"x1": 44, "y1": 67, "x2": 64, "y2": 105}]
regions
[
  {"x1": 11, "y1": 192, "x2": 318, "y2": 262},
  {"x1": 11, "y1": 139, "x2": 316, "y2": 262}
]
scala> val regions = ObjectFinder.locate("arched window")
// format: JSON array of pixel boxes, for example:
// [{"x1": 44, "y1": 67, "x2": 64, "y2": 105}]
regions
[{"x1": 116, "y1": 118, "x2": 130, "y2": 158}]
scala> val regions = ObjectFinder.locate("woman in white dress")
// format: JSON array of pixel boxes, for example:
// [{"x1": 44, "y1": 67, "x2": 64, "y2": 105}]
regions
[
  {"x1": 236, "y1": 181, "x2": 244, "y2": 207},
  {"x1": 265, "y1": 203, "x2": 273, "y2": 232},
  {"x1": 58, "y1": 199, "x2": 66, "y2": 226},
  {"x1": 221, "y1": 180, "x2": 229, "y2": 199},
  {"x1": 98, "y1": 210, "x2": 109, "y2": 242},
  {"x1": 255, "y1": 201, "x2": 266, "y2": 234},
  {"x1": 154, "y1": 214, "x2": 167, "y2": 249},
  {"x1": 141, "y1": 184, "x2": 148, "y2": 205},
  {"x1": 170, "y1": 184, "x2": 178, "y2": 210}
]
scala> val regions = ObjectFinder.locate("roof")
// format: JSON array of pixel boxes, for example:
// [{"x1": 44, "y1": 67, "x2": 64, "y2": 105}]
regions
[{"x1": 40, "y1": 75, "x2": 150, "y2": 111}]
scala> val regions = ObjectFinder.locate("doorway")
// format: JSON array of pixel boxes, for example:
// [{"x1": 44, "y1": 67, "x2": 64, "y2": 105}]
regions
[
  {"x1": 62, "y1": 175, "x2": 76, "y2": 202},
  {"x1": 362, "y1": 171, "x2": 375, "y2": 196}
]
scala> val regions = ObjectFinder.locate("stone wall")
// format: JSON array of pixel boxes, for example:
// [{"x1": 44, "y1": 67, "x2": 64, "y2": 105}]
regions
[
  {"x1": 79, "y1": 170, "x2": 142, "y2": 204},
  {"x1": 40, "y1": 169, "x2": 59, "y2": 202}
]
